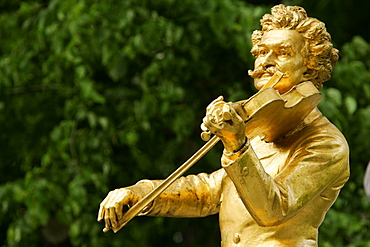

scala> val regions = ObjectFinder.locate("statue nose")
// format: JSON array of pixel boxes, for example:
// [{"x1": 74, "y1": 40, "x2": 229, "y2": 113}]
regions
[{"x1": 261, "y1": 51, "x2": 276, "y2": 67}]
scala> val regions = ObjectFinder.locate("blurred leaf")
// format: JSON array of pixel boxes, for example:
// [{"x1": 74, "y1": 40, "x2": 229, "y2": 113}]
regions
[
  {"x1": 344, "y1": 96, "x2": 357, "y2": 115},
  {"x1": 326, "y1": 88, "x2": 342, "y2": 106}
]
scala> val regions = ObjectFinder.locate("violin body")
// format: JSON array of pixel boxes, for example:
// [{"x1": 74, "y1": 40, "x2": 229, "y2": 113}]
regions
[{"x1": 235, "y1": 81, "x2": 321, "y2": 142}]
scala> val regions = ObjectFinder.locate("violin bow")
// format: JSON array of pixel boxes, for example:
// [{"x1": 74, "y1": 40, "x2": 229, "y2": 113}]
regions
[{"x1": 109, "y1": 70, "x2": 284, "y2": 233}]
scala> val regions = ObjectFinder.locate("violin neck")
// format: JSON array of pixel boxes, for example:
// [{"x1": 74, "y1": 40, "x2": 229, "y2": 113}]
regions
[{"x1": 260, "y1": 71, "x2": 285, "y2": 90}]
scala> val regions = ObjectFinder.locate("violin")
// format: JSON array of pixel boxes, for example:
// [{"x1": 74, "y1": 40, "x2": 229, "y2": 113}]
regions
[{"x1": 109, "y1": 71, "x2": 321, "y2": 233}]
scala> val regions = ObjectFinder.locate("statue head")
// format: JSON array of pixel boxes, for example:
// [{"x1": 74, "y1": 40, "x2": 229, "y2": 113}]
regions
[{"x1": 249, "y1": 4, "x2": 339, "y2": 92}]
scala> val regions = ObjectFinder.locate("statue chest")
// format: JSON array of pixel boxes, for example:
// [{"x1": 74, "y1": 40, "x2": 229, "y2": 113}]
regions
[
  {"x1": 250, "y1": 136, "x2": 290, "y2": 177},
  {"x1": 218, "y1": 138, "x2": 290, "y2": 246}
]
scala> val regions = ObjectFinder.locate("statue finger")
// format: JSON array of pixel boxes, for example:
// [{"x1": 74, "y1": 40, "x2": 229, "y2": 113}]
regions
[
  {"x1": 203, "y1": 115, "x2": 214, "y2": 125},
  {"x1": 103, "y1": 211, "x2": 112, "y2": 232},
  {"x1": 103, "y1": 224, "x2": 111, "y2": 233},
  {"x1": 214, "y1": 108, "x2": 223, "y2": 125},
  {"x1": 222, "y1": 104, "x2": 232, "y2": 121},
  {"x1": 97, "y1": 203, "x2": 105, "y2": 222},
  {"x1": 200, "y1": 123, "x2": 208, "y2": 132},
  {"x1": 108, "y1": 207, "x2": 118, "y2": 229},
  {"x1": 201, "y1": 121, "x2": 211, "y2": 141},
  {"x1": 225, "y1": 103, "x2": 243, "y2": 123},
  {"x1": 115, "y1": 201, "x2": 124, "y2": 222},
  {"x1": 203, "y1": 115, "x2": 217, "y2": 131},
  {"x1": 209, "y1": 95, "x2": 224, "y2": 106},
  {"x1": 206, "y1": 96, "x2": 225, "y2": 113},
  {"x1": 203, "y1": 116, "x2": 223, "y2": 137},
  {"x1": 97, "y1": 206, "x2": 104, "y2": 222},
  {"x1": 97, "y1": 195, "x2": 110, "y2": 222}
]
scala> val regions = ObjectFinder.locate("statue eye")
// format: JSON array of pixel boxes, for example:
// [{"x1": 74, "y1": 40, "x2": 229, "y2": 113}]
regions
[
  {"x1": 259, "y1": 49, "x2": 269, "y2": 56},
  {"x1": 277, "y1": 49, "x2": 292, "y2": 57}
]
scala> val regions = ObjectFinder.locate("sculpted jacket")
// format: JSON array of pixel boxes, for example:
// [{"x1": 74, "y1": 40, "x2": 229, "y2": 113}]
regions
[{"x1": 137, "y1": 108, "x2": 350, "y2": 247}]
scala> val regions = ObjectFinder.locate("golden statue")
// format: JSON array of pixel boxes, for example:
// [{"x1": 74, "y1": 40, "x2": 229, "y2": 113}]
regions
[{"x1": 98, "y1": 4, "x2": 350, "y2": 246}]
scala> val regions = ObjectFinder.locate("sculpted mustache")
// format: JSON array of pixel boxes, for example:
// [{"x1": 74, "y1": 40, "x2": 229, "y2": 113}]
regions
[
  {"x1": 248, "y1": 66, "x2": 277, "y2": 78},
  {"x1": 248, "y1": 66, "x2": 289, "y2": 78}
]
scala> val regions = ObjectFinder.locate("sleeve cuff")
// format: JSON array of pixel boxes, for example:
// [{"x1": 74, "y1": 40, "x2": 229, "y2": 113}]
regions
[
  {"x1": 222, "y1": 139, "x2": 250, "y2": 167},
  {"x1": 135, "y1": 179, "x2": 155, "y2": 216}
]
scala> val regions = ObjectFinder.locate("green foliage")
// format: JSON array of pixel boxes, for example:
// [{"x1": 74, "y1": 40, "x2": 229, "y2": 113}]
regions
[
  {"x1": 317, "y1": 35, "x2": 370, "y2": 247},
  {"x1": 0, "y1": 0, "x2": 369, "y2": 246}
]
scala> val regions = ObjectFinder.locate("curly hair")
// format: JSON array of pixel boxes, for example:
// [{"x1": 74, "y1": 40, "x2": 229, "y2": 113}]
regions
[{"x1": 251, "y1": 4, "x2": 339, "y2": 89}]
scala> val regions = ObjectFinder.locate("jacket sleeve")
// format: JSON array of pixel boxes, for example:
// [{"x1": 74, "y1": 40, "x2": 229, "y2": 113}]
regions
[
  {"x1": 138, "y1": 168, "x2": 225, "y2": 218},
  {"x1": 221, "y1": 129, "x2": 350, "y2": 227}
]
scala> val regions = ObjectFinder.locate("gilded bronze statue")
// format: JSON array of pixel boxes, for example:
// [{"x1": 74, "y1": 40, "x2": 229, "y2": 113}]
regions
[{"x1": 98, "y1": 4, "x2": 350, "y2": 246}]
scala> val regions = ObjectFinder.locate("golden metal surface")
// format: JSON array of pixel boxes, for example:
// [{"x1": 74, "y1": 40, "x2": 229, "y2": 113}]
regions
[
  {"x1": 111, "y1": 135, "x2": 220, "y2": 233},
  {"x1": 98, "y1": 4, "x2": 349, "y2": 246}
]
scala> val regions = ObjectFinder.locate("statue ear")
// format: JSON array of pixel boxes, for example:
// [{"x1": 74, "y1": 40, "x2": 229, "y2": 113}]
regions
[{"x1": 303, "y1": 68, "x2": 318, "y2": 81}]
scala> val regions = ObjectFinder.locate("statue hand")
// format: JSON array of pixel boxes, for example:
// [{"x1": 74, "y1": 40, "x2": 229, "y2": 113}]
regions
[
  {"x1": 202, "y1": 96, "x2": 246, "y2": 153},
  {"x1": 97, "y1": 183, "x2": 151, "y2": 232}
]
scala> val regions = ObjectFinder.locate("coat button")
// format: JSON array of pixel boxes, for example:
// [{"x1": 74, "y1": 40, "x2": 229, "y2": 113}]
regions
[
  {"x1": 233, "y1": 233, "x2": 241, "y2": 244},
  {"x1": 242, "y1": 167, "x2": 249, "y2": 175}
]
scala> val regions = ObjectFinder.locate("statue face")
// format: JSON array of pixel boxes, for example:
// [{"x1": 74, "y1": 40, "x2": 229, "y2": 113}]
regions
[{"x1": 252, "y1": 29, "x2": 307, "y2": 94}]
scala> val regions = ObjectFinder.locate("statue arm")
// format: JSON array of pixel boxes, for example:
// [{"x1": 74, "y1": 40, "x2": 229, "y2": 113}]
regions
[
  {"x1": 222, "y1": 131, "x2": 349, "y2": 227},
  {"x1": 139, "y1": 168, "x2": 225, "y2": 218}
]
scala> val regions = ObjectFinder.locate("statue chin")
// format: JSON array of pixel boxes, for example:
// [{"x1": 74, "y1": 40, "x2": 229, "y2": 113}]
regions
[{"x1": 254, "y1": 77, "x2": 271, "y2": 90}]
